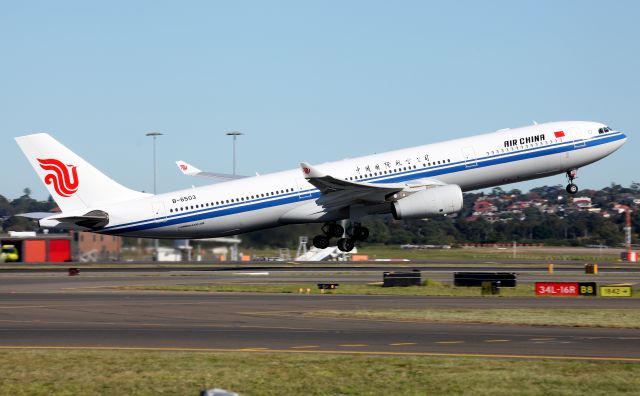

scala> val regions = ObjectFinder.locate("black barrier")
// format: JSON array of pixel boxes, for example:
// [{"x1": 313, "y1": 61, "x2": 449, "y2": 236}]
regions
[
  {"x1": 317, "y1": 283, "x2": 339, "y2": 290},
  {"x1": 454, "y1": 272, "x2": 516, "y2": 287},
  {"x1": 383, "y1": 270, "x2": 422, "y2": 287}
]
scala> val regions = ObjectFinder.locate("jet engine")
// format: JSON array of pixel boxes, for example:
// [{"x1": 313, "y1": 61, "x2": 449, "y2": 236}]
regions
[{"x1": 391, "y1": 184, "x2": 463, "y2": 220}]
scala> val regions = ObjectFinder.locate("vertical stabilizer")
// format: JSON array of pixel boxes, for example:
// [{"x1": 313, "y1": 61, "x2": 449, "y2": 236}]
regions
[{"x1": 15, "y1": 133, "x2": 150, "y2": 212}]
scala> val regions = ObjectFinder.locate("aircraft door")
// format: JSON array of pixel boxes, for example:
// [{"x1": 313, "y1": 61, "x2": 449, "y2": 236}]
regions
[
  {"x1": 570, "y1": 127, "x2": 586, "y2": 148},
  {"x1": 295, "y1": 178, "x2": 312, "y2": 199},
  {"x1": 461, "y1": 146, "x2": 478, "y2": 168},
  {"x1": 152, "y1": 201, "x2": 167, "y2": 223}
]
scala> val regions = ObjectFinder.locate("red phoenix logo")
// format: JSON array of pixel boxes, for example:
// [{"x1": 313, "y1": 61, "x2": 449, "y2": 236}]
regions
[
  {"x1": 180, "y1": 164, "x2": 188, "y2": 171},
  {"x1": 37, "y1": 158, "x2": 79, "y2": 197},
  {"x1": 303, "y1": 167, "x2": 311, "y2": 175}
]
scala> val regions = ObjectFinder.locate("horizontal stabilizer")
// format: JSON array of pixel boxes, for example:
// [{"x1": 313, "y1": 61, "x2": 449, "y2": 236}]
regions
[
  {"x1": 37, "y1": 210, "x2": 110, "y2": 229},
  {"x1": 14, "y1": 212, "x2": 54, "y2": 220}
]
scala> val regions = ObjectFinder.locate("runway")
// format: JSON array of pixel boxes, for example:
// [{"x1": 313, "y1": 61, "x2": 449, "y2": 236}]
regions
[{"x1": 1, "y1": 268, "x2": 639, "y2": 361}]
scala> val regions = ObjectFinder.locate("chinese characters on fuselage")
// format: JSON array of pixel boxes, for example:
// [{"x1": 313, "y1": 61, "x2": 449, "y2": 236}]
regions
[{"x1": 355, "y1": 154, "x2": 431, "y2": 175}]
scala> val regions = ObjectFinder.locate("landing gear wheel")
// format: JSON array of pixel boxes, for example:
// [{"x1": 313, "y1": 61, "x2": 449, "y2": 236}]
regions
[
  {"x1": 351, "y1": 226, "x2": 369, "y2": 241},
  {"x1": 323, "y1": 223, "x2": 345, "y2": 238},
  {"x1": 337, "y1": 238, "x2": 355, "y2": 252},
  {"x1": 565, "y1": 169, "x2": 578, "y2": 195},
  {"x1": 313, "y1": 235, "x2": 330, "y2": 249}
]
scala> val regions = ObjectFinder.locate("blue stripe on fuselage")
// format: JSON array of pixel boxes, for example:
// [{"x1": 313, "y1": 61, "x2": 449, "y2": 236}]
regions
[{"x1": 102, "y1": 132, "x2": 625, "y2": 234}]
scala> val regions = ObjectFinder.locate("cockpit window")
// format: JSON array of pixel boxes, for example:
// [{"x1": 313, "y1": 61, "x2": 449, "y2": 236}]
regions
[{"x1": 598, "y1": 126, "x2": 612, "y2": 134}]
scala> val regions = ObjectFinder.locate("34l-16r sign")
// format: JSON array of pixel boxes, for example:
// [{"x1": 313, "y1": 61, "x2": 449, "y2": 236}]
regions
[{"x1": 535, "y1": 282, "x2": 597, "y2": 296}]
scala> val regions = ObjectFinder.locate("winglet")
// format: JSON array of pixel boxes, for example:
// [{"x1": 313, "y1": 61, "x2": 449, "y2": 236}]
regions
[
  {"x1": 300, "y1": 162, "x2": 325, "y2": 179},
  {"x1": 176, "y1": 160, "x2": 202, "y2": 176}
]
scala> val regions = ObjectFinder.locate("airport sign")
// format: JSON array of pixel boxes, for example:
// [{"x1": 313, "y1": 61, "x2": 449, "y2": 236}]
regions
[
  {"x1": 535, "y1": 282, "x2": 597, "y2": 296},
  {"x1": 600, "y1": 285, "x2": 633, "y2": 297}
]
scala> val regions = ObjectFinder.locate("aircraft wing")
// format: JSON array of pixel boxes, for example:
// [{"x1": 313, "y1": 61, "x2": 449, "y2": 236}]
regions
[
  {"x1": 299, "y1": 162, "x2": 447, "y2": 210},
  {"x1": 176, "y1": 160, "x2": 248, "y2": 182},
  {"x1": 300, "y1": 162, "x2": 404, "y2": 199},
  {"x1": 301, "y1": 162, "x2": 427, "y2": 213}
]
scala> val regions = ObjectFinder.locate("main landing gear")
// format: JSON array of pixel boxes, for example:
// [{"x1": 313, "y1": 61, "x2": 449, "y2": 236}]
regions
[
  {"x1": 566, "y1": 169, "x2": 578, "y2": 195},
  {"x1": 312, "y1": 222, "x2": 370, "y2": 252}
]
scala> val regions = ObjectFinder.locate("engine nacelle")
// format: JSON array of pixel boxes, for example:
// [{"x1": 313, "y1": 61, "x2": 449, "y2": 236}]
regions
[{"x1": 391, "y1": 185, "x2": 463, "y2": 220}]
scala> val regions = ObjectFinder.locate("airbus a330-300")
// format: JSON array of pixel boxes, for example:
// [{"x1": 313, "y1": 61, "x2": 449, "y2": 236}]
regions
[{"x1": 16, "y1": 121, "x2": 626, "y2": 252}]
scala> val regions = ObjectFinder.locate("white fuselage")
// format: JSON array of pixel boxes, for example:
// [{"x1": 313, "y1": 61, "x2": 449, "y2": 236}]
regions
[{"x1": 97, "y1": 121, "x2": 626, "y2": 238}]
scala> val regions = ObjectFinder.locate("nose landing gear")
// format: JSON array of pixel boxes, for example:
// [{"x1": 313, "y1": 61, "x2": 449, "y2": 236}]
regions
[
  {"x1": 566, "y1": 169, "x2": 578, "y2": 194},
  {"x1": 312, "y1": 222, "x2": 370, "y2": 252}
]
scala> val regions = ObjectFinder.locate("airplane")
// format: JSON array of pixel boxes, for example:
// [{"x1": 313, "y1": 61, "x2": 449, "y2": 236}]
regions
[{"x1": 15, "y1": 121, "x2": 626, "y2": 252}]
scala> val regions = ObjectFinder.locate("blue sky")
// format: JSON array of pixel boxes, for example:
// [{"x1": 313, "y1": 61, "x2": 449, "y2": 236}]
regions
[{"x1": 2, "y1": 1, "x2": 638, "y2": 200}]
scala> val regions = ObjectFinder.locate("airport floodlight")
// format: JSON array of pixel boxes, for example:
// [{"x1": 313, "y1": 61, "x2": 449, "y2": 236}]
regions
[
  {"x1": 225, "y1": 131, "x2": 243, "y2": 176},
  {"x1": 145, "y1": 131, "x2": 164, "y2": 261}
]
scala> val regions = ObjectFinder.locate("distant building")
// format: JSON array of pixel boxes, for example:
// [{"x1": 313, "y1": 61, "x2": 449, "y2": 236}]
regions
[
  {"x1": 507, "y1": 200, "x2": 533, "y2": 212},
  {"x1": 74, "y1": 231, "x2": 122, "y2": 261},
  {"x1": 468, "y1": 199, "x2": 500, "y2": 222},
  {"x1": 473, "y1": 199, "x2": 497, "y2": 214},
  {"x1": 572, "y1": 197, "x2": 593, "y2": 209}
]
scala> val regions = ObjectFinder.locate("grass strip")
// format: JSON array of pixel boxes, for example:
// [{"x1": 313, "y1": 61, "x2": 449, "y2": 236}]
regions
[
  {"x1": 120, "y1": 280, "x2": 538, "y2": 297},
  {"x1": 1, "y1": 349, "x2": 639, "y2": 395},
  {"x1": 306, "y1": 308, "x2": 640, "y2": 328},
  {"x1": 358, "y1": 245, "x2": 621, "y2": 262}
]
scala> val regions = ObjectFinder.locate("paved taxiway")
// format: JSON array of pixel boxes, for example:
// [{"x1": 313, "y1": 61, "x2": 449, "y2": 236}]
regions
[{"x1": 0, "y1": 267, "x2": 639, "y2": 361}]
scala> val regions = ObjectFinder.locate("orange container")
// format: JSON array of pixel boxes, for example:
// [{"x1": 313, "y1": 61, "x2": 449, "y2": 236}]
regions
[
  {"x1": 23, "y1": 239, "x2": 46, "y2": 262},
  {"x1": 351, "y1": 255, "x2": 369, "y2": 261}
]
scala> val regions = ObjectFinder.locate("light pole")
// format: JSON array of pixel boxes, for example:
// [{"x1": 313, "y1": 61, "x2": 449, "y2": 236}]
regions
[
  {"x1": 226, "y1": 131, "x2": 243, "y2": 176},
  {"x1": 226, "y1": 131, "x2": 243, "y2": 261},
  {"x1": 146, "y1": 132, "x2": 163, "y2": 261},
  {"x1": 146, "y1": 132, "x2": 163, "y2": 194}
]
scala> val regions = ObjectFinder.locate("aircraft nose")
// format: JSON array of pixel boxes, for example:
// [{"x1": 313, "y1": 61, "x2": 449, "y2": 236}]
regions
[{"x1": 615, "y1": 131, "x2": 628, "y2": 149}]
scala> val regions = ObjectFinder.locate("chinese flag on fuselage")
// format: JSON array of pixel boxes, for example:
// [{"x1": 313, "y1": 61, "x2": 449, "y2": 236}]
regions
[{"x1": 554, "y1": 131, "x2": 565, "y2": 138}]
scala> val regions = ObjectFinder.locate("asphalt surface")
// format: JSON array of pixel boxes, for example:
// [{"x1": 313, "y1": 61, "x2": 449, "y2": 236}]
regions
[
  {"x1": 1, "y1": 269, "x2": 639, "y2": 361},
  {"x1": 3, "y1": 261, "x2": 640, "y2": 274}
]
